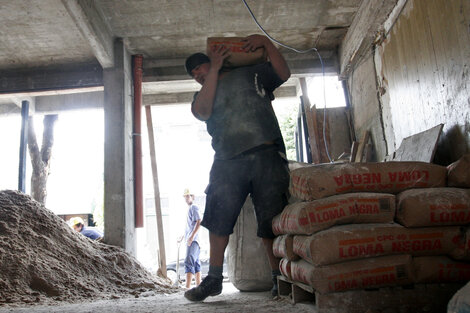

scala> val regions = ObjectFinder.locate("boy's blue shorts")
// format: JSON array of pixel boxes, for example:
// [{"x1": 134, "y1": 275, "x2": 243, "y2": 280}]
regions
[{"x1": 184, "y1": 241, "x2": 201, "y2": 274}]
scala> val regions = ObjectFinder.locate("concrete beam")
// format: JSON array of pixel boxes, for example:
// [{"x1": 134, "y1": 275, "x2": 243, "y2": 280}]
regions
[
  {"x1": 142, "y1": 50, "x2": 339, "y2": 82},
  {"x1": 62, "y1": 0, "x2": 114, "y2": 68},
  {"x1": 0, "y1": 63, "x2": 103, "y2": 94},
  {"x1": 0, "y1": 103, "x2": 21, "y2": 116},
  {"x1": 142, "y1": 85, "x2": 297, "y2": 106},
  {"x1": 339, "y1": 0, "x2": 399, "y2": 79},
  {"x1": 35, "y1": 91, "x2": 103, "y2": 114}
]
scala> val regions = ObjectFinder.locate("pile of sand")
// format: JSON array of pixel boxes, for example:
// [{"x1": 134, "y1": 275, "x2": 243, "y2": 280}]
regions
[{"x1": 0, "y1": 190, "x2": 175, "y2": 306}]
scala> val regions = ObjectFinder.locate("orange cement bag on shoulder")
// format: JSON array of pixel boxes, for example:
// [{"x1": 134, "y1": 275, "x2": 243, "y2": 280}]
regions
[
  {"x1": 272, "y1": 193, "x2": 395, "y2": 235},
  {"x1": 396, "y1": 188, "x2": 470, "y2": 227},
  {"x1": 413, "y1": 256, "x2": 470, "y2": 283},
  {"x1": 290, "y1": 255, "x2": 414, "y2": 294},
  {"x1": 290, "y1": 161, "x2": 447, "y2": 201},
  {"x1": 293, "y1": 223, "x2": 464, "y2": 266},
  {"x1": 207, "y1": 37, "x2": 267, "y2": 68},
  {"x1": 273, "y1": 234, "x2": 298, "y2": 261}
]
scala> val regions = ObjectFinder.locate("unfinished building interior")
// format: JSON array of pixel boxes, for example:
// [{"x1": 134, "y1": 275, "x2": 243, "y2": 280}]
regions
[{"x1": 1, "y1": 0, "x2": 469, "y2": 312}]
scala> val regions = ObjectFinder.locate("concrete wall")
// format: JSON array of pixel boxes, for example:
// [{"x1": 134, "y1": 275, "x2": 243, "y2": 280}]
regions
[
  {"x1": 347, "y1": 0, "x2": 470, "y2": 164},
  {"x1": 348, "y1": 56, "x2": 388, "y2": 161}
]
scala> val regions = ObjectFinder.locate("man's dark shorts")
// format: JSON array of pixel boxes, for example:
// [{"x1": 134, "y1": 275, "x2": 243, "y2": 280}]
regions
[
  {"x1": 201, "y1": 145, "x2": 289, "y2": 238},
  {"x1": 184, "y1": 241, "x2": 201, "y2": 274}
]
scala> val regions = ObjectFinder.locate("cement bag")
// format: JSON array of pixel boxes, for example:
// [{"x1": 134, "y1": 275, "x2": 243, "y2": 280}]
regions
[
  {"x1": 227, "y1": 197, "x2": 272, "y2": 291},
  {"x1": 272, "y1": 193, "x2": 395, "y2": 235},
  {"x1": 293, "y1": 223, "x2": 464, "y2": 266},
  {"x1": 290, "y1": 161, "x2": 447, "y2": 201},
  {"x1": 290, "y1": 255, "x2": 414, "y2": 294},
  {"x1": 287, "y1": 161, "x2": 310, "y2": 204},
  {"x1": 273, "y1": 234, "x2": 298, "y2": 261},
  {"x1": 279, "y1": 258, "x2": 292, "y2": 280},
  {"x1": 207, "y1": 37, "x2": 267, "y2": 68},
  {"x1": 396, "y1": 188, "x2": 470, "y2": 227},
  {"x1": 413, "y1": 256, "x2": 470, "y2": 283},
  {"x1": 453, "y1": 227, "x2": 470, "y2": 261},
  {"x1": 447, "y1": 154, "x2": 470, "y2": 188}
]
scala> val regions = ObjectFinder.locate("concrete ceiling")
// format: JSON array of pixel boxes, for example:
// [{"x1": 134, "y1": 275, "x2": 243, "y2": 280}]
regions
[{"x1": 0, "y1": 0, "x2": 363, "y2": 112}]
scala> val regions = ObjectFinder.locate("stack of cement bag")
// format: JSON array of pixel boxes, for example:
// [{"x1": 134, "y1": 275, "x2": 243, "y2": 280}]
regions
[{"x1": 272, "y1": 155, "x2": 470, "y2": 294}]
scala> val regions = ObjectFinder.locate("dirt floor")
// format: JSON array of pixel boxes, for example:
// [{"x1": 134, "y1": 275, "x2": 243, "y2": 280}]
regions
[{"x1": 0, "y1": 282, "x2": 316, "y2": 313}]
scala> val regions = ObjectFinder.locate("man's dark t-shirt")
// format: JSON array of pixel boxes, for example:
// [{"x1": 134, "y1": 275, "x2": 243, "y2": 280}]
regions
[{"x1": 192, "y1": 62, "x2": 286, "y2": 159}]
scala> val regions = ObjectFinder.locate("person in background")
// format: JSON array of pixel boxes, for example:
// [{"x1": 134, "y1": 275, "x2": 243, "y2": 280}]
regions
[
  {"x1": 180, "y1": 188, "x2": 202, "y2": 289},
  {"x1": 69, "y1": 216, "x2": 103, "y2": 241},
  {"x1": 183, "y1": 34, "x2": 290, "y2": 302}
]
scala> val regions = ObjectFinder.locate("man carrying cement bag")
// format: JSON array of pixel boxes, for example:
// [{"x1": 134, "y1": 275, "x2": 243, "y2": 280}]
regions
[{"x1": 183, "y1": 34, "x2": 290, "y2": 301}]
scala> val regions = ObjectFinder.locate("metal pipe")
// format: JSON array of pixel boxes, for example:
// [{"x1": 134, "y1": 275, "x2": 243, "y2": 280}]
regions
[
  {"x1": 18, "y1": 100, "x2": 29, "y2": 193},
  {"x1": 133, "y1": 55, "x2": 144, "y2": 228}
]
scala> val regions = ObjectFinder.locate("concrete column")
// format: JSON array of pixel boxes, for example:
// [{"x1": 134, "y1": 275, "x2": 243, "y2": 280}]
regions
[{"x1": 103, "y1": 38, "x2": 136, "y2": 254}]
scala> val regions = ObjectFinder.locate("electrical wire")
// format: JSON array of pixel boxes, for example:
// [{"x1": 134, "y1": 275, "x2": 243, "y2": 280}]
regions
[{"x1": 241, "y1": 0, "x2": 333, "y2": 162}]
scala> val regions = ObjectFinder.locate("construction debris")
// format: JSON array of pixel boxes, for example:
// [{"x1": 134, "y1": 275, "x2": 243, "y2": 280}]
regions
[{"x1": 0, "y1": 190, "x2": 175, "y2": 306}]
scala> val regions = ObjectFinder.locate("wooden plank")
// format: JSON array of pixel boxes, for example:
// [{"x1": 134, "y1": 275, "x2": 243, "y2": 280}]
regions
[
  {"x1": 278, "y1": 276, "x2": 461, "y2": 312},
  {"x1": 354, "y1": 131, "x2": 370, "y2": 163},
  {"x1": 392, "y1": 124, "x2": 443, "y2": 162},
  {"x1": 145, "y1": 105, "x2": 167, "y2": 278},
  {"x1": 277, "y1": 276, "x2": 292, "y2": 298},
  {"x1": 349, "y1": 141, "x2": 359, "y2": 162},
  {"x1": 364, "y1": 143, "x2": 373, "y2": 162},
  {"x1": 299, "y1": 98, "x2": 313, "y2": 163},
  {"x1": 339, "y1": 0, "x2": 399, "y2": 78},
  {"x1": 316, "y1": 108, "x2": 332, "y2": 163},
  {"x1": 277, "y1": 275, "x2": 315, "y2": 304},
  {"x1": 299, "y1": 77, "x2": 321, "y2": 164},
  {"x1": 292, "y1": 282, "x2": 316, "y2": 304}
]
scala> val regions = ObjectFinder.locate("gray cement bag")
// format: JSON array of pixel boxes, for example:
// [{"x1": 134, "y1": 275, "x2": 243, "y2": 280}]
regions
[{"x1": 227, "y1": 197, "x2": 272, "y2": 291}]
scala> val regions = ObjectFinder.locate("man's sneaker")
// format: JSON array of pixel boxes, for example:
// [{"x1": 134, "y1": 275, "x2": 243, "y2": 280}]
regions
[
  {"x1": 271, "y1": 274, "x2": 279, "y2": 298},
  {"x1": 184, "y1": 275, "x2": 223, "y2": 302}
]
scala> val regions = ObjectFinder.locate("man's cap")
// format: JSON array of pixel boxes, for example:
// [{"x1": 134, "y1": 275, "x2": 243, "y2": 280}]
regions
[
  {"x1": 185, "y1": 53, "x2": 210, "y2": 76},
  {"x1": 69, "y1": 216, "x2": 84, "y2": 226},
  {"x1": 183, "y1": 188, "x2": 194, "y2": 196}
]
